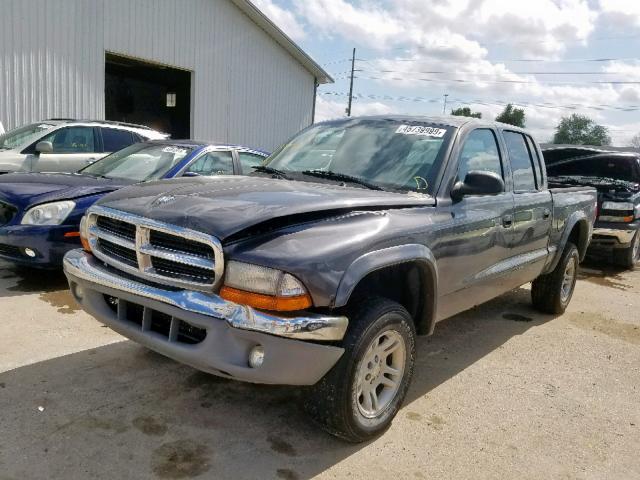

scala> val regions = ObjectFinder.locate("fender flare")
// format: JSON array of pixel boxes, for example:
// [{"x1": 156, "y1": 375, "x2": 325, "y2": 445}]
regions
[
  {"x1": 334, "y1": 244, "x2": 439, "y2": 335},
  {"x1": 545, "y1": 211, "x2": 591, "y2": 274}
]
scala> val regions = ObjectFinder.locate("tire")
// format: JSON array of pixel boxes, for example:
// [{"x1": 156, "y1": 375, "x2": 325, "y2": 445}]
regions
[
  {"x1": 531, "y1": 242, "x2": 580, "y2": 314},
  {"x1": 613, "y1": 231, "x2": 640, "y2": 269},
  {"x1": 304, "y1": 297, "x2": 416, "y2": 443}
]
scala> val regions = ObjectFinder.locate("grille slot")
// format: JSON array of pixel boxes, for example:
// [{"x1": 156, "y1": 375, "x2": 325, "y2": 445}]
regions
[
  {"x1": 150, "y1": 230, "x2": 213, "y2": 259},
  {"x1": 96, "y1": 216, "x2": 136, "y2": 241},
  {"x1": 0, "y1": 201, "x2": 17, "y2": 227},
  {"x1": 151, "y1": 257, "x2": 215, "y2": 283},
  {"x1": 111, "y1": 296, "x2": 207, "y2": 345},
  {"x1": 0, "y1": 243, "x2": 22, "y2": 258},
  {"x1": 88, "y1": 207, "x2": 223, "y2": 291},
  {"x1": 98, "y1": 238, "x2": 138, "y2": 268}
]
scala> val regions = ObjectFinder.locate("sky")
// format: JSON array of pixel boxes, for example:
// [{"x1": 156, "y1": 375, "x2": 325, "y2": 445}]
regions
[{"x1": 252, "y1": 0, "x2": 640, "y2": 146}]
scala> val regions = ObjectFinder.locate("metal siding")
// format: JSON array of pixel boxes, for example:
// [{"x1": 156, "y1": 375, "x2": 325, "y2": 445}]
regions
[{"x1": 0, "y1": 0, "x2": 315, "y2": 151}]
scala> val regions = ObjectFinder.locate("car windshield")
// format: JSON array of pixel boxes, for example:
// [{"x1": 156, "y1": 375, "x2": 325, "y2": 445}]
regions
[
  {"x1": 0, "y1": 123, "x2": 55, "y2": 150},
  {"x1": 264, "y1": 119, "x2": 453, "y2": 193},
  {"x1": 79, "y1": 143, "x2": 193, "y2": 181}
]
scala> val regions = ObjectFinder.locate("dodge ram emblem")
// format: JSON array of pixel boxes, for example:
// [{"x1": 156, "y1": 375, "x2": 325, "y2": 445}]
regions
[{"x1": 152, "y1": 195, "x2": 176, "y2": 207}]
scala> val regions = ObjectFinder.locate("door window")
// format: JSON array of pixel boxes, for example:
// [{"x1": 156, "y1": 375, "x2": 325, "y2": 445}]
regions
[
  {"x1": 186, "y1": 151, "x2": 234, "y2": 175},
  {"x1": 238, "y1": 151, "x2": 265, "y2": 173},
  {"x1": 40, "y1": 127, "x2": 96, "y2": 153},
  {"x1": 457, "y1": 129, "x2": 503, "y2": 182},
  {"x1": 504, "y1": 131, "x2": 537, "y2": 192},
  {"x1": 101, "y1": 128, "x2": 135, "y2": 152}
]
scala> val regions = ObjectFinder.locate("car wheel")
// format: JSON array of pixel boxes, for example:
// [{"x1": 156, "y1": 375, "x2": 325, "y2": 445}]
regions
[
  {"x1": 304, "y1": 297, "x2": 416, "y2": 443},
  {"x1": 531, "y1": 242, "x2": 580, "y2": 315},
  {"x1": 613, "y1": 231, "x2": 639, "y2": 269}
]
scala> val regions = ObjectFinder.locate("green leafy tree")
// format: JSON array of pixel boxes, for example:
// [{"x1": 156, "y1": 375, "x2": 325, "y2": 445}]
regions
[
  {"x1": 630, "y1": 133, "x2": 640, "y2": 148},
  {"x1": 552, "y1": 114, "x2": 611, "y2": 146},
  {"x1": 451, "y1": 107, "x2": 482, "y2": 119},
  {"x1": 495, "y1": 104, "x2": 526, "y2": 127}
]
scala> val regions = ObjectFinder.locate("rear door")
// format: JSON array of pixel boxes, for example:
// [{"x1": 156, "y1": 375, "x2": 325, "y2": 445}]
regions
[
  {"x1": 183, "y1": 150, "x2": 235, "y2": 176},
  {"x1": 30, "y1": 126, "x2": 101, "y2": 172},
  {"x1": 100, "y1": 127, "x2": 138, "y2": 155},
  {"x1": 236, "y1": 150, "x2": 267, "y2": 175},
  {"x1": 501, "y1": 130, "x2": 553, "y2": 282}
]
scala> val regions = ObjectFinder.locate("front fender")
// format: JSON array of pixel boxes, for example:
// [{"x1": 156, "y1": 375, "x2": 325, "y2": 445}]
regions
[{"x1": 334, "y1": 244, "x2": 439, "y2": 333}]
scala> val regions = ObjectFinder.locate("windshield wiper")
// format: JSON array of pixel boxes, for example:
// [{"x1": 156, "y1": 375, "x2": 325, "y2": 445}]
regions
[
  {"x1": 301, "y1": 170, "x2": 383, "y2": 191},
  {"x1": 251, "y1": 165, "x2": 291, "y2": 179}
]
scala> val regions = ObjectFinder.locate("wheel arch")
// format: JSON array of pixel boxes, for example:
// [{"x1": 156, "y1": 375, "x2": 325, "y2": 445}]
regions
[
  {"x1": 334, "y1": 244, "x2": 438, "y2": 335},
  {"x1": 546, "y1": 213, "x2": 591, "y2": 273}
]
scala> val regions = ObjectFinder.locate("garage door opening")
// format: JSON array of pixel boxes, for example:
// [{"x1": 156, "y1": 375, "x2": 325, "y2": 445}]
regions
[{"x1": 105, "y1": 53, "x2": 191, "y2": 139}]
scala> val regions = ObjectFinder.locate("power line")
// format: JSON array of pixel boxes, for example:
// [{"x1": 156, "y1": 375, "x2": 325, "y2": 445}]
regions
[
  {"x1": 345, "y1": 74, "x2": 640, "y2": 86},
  {"x1": 357, "y1": 56, "x2": 640, "y2": 64},
  {"x1": 317, "y1": 90, "x2": 640, "y2": 112}
]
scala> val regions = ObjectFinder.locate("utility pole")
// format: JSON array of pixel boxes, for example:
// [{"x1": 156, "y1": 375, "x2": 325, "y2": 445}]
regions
[
  {"x1": 346, "y1": 48, "x2": 356, "y2": 116},
  {"x1": 443, "y1": 93, "x2": 449, "y2": 115}
]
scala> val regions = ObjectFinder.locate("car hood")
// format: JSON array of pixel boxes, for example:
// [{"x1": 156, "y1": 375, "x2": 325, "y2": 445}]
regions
[
  {"x1": 97, "y1": 176, "x2": 435, "y2": 241},
  {"x1": 0, "y1": 173, "x2": 133, "y2": 209}
]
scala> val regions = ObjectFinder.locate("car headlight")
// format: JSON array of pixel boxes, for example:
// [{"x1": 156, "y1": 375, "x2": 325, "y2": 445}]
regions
[
  {"x1": 602, "y1": 201, "x2": 634, "y2": 211},
  {"x1": 21, "y1": 200, "x2": 76, "y2": 225},
  {"x1": 220, "y1": 260, "x2": 312, "y2": 311}
]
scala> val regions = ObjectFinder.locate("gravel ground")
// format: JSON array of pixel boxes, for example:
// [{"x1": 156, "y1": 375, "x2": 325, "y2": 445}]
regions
[{"x1": 0, "y1": 258, "x2": 638, "y2": 480}]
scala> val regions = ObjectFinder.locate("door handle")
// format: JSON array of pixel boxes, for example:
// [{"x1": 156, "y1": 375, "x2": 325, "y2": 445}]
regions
[
  {"x1": 502, "y1": 215, "x2": 513, "y2": 228},
  {"x1": 543, "y1": 208, "x2": 551, "y2": 219}
]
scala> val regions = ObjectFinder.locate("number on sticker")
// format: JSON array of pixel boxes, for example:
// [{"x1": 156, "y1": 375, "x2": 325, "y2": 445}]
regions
[
  {"x1": 396, "y1": 125, "x2": 446, "y2": 138},
  {"x1": 162, "y1": 146, "x2": 187, "y2": 155}
]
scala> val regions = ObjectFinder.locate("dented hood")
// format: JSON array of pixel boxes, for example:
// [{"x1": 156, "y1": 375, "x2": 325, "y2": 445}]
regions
[{"x1": 96, "y1": 176, "x2": 434, "y2": 240}]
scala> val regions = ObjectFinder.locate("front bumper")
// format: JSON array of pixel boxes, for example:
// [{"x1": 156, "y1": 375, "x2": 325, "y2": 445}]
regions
[
  {"x1": 591, "y1": 221, "x2": 639, "y2": 249},
  {"x1": 0, "y1": 224, "x2": 80, "y2": 267},
  {"x1": 63, "y1": 249, "x2": 347, "y2": 385}
]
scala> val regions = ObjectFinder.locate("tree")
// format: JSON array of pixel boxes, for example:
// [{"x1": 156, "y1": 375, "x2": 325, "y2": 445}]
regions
[
  {"x1": 495, "y1": 104, "x2": 526, "y2": 127},
  {"x1": 630, "y1": 133, "x2": 640, "y2": 148},
  {"x1": 552, "y1": 114, "x2": 611, "y2": 146},
  {"x1": 451, "y1": 106, "x2": 481, "y2": 119}
]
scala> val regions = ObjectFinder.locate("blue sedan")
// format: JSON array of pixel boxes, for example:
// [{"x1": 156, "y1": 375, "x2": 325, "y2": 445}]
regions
[{"x1": 0, "y1": 140, "x2": 269, "y2": 267}]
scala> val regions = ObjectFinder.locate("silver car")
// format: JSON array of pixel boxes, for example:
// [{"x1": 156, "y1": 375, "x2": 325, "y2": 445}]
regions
[{"x1": 0, "y1": 119, "x2": 168, "y2": 174}]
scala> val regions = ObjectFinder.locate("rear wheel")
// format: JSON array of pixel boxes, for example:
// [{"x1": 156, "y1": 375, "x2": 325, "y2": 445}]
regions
[
  {"x1": 613, "y1": 231, "x2": 640, "y2": 269},
  {"x1": 304, "y1": 297, "x2": 416, "y2": 442},
  {"x1": 532, "y1": 242, "x2": 579, "y2": 314}
]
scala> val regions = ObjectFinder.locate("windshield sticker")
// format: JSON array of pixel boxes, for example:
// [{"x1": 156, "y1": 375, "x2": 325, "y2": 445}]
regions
[
  {"x1": 396, "y1": 125, "x2": 446, "y2": 137},
  {"x1": 162, "y1": 146, "x2": 188, "y2": 155}
]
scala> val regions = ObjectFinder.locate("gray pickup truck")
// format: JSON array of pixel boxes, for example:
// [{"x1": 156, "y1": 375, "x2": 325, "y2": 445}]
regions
[{"x1": 64, "y1": 116, "x2": 597, "y2": 442}]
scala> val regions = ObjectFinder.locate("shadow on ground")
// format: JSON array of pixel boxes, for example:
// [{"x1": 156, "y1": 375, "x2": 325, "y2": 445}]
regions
[{"x1": 1, "y1": 286, "x2": 558, "y2": 480}]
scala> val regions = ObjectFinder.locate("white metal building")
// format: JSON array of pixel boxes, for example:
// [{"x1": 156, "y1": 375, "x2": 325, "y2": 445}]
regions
[{"x1": 0, "y1": 0, "x2": 332, "y2": 151}]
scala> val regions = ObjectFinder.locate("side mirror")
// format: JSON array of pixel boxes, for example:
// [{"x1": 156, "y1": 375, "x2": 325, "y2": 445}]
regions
[
  {"x1": 35, "y1": 141, "x2": 53, "y2": 154},
  {"x1": 451, "y1": 170, "x2": 504, "y2": 202}
]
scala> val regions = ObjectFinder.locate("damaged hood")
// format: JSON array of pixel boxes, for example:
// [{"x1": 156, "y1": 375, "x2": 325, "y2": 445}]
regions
[{"x1": 96, "y1": 176, "x2": 434, "y2": 240}]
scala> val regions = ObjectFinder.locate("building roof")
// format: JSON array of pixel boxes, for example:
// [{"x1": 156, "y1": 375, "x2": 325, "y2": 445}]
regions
[{"x1": 231, "y1": 0, "x2": 333, "y2": 85}]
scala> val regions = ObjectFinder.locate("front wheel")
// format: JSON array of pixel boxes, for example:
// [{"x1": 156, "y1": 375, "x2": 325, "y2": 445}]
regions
[
  {"x1": 304, "y1": 297, "x2": 416, "y2": 442},
  {"x1": 613, "y1": 231, "x2": 639, "y2": 269},
  {"x1": 531, "y1": 242, "x2": 580, "y2": 314}
]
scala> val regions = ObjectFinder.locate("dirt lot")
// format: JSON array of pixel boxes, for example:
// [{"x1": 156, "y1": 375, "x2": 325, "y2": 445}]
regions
[{"x1": 0, "y1": 258, "x2": 638, "y2": 480}]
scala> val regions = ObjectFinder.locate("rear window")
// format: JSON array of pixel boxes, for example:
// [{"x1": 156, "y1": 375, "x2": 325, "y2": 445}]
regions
[
  {"x1": 504, "y1": 131, "x2": 537, "y2": 192},
  {"x1": 102, "y1": 128, "x2": 135, "y2": 152}
]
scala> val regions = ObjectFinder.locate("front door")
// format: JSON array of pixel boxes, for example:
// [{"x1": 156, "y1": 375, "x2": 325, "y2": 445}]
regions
[
  {"x1": 30, "y1": 126, "x2": 101, "y2": 172},
  {"x1": 436, "y1": 128, "x2": 515, "y2": 320}
]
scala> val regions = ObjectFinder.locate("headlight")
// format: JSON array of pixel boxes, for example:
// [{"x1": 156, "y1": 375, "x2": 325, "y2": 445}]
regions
[
  {"x1": 220, "y1": 260, "x2": 311, "y2": 311},
  {"x1": 21, "y1": 200, "x2": 75, "y2": 225},
  {"x1": 602, "y1": 202, "x2": 634, "y2": 211}
]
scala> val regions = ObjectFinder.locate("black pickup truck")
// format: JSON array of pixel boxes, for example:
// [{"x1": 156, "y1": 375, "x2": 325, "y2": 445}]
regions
[
  {"x1": 543, "y1": 145, "x2": 640, "y2": 268},
  {"x1": 64, "y1": 116, "x2": 597, "y2": 442}
]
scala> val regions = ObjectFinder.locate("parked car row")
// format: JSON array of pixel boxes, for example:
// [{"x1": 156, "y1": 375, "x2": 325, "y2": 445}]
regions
[
  {"x1": 4, "y1": 115, "x2": 638, "y2": 442},
  {"x1": 0, "y1": 120, "x2": 269, "y2": 267}
]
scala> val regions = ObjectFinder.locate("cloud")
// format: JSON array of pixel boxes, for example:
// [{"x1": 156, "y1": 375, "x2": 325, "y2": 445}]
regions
[
  {"x1": 314, "y1": 96, "x2": 396, "y2": 122},
  {"x1": 251, "y1": 0, "x2": 307, "y2": 41}
]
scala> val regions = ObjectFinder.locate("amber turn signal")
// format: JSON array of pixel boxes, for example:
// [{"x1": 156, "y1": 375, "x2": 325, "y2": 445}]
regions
[{"x1": 220, "y1": 286, "x2": 312, "y2": 312}]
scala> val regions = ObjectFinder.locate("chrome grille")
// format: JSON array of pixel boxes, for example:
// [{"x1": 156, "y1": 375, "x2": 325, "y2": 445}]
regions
[{"x1": 86, "y1": 206, "x2": 224, "y2": 291}]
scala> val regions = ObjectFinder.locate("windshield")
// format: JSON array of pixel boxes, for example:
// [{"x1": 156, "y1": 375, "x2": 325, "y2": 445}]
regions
[
  {"x1": 264, "y1": 119, "x2": 453, "y2": 193},
  {"x1": 79, "y1": 143, "x2": 193, "y2": 181},
  {"x1": 547, "y1": 156, "x2": 640, "y2": 183},
  {"x1": 0, "y1": 123, "x2": 55, "y2": 150}
]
